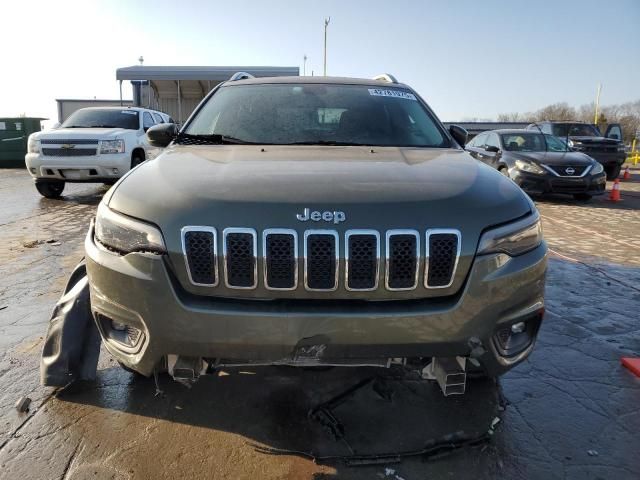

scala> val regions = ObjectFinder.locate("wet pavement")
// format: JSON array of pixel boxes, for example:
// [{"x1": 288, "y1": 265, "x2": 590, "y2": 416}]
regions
[{"x1": 1, "y1": 167, "x2": 639, "y2": 479}]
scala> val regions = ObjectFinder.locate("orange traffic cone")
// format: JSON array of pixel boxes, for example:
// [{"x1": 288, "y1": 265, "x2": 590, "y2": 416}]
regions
[
  {"x1": 609, "y1": 179, "x2": 621, "y2": 202},
  {"x1": 623, "y1": 166, "x2": 631, "y2": 180}
]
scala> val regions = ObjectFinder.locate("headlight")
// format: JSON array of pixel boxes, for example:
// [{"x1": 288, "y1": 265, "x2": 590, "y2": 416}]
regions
[
  {"x1": 617, "y1": 144, "x2": 626, "y2": 152},
  {"x1": 27, "y1": 135, "x2": 40, "y2": 153},
  {"x1": 94, "y1": 203, "x2": 165, "y2": 254},
  {"x1": 100, "y1": 139, "x2": 125, "y2": 154},
  {"x1": 477, "y1": 212, "x2": 543, "y2": 257},
  {"x1": 591, "y1": 162, "x2": 604, "y2": 175},
  {"x1": 515, "y1": 159, "x2": 545, "y2": 175}
]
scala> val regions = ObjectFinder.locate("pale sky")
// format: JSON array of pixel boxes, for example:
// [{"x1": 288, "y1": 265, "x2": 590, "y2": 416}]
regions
[{"x1": 2, "y1": 0, "x2": 639, "y2": 126}]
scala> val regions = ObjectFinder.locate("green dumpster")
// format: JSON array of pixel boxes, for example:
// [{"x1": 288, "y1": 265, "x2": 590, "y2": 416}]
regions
[{"x1": 0, "y1": 117, "x2": 45, "y2": 168}]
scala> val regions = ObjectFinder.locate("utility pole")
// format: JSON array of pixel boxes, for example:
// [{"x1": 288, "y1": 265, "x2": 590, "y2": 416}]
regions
[
  {"x1": 594, "y1": 83, "x2": 602, "y2": 125},
  {"x1": 323, "y1": 17, "x2": 330, "y2": 76},
  {"x1": 303, "y1": 54, "x2": 307, "y2": 76}
]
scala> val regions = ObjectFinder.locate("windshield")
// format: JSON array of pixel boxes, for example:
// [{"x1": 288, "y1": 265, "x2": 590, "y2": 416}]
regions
[
  {"x1": 551, "y1": 123, "x2": 600, "y2": 137},
  {"x1": 501, "y1": 133, "x2": 569, "y2": 152},
  {"x1": 61, "y1": 109, "x2": 140, "y2": 129},
  {"x1": 185, "y1": 84, "x2": 450, "y2": 147}
]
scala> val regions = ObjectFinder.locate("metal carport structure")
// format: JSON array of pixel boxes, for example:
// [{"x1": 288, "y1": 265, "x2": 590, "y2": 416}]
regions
[{"x1": 115, "y1": 66, "x2": 299, "y2": 124}]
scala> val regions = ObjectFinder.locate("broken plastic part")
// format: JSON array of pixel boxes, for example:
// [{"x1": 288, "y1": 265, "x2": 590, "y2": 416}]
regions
[{"x1": 40, "y1": 260, "x2": 101, "y2": 387}]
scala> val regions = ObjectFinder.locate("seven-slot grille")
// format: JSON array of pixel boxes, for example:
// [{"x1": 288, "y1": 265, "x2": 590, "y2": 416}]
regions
[{"x1": 181, "y1": 228, "x2": 461, "y2": 292}]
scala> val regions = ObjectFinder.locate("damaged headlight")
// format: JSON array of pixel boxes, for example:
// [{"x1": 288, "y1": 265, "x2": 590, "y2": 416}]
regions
[
  {"x1": 477, "y1": 212, "x2": 543, "y2": 257},
  {"x1": 94, "y1": 203, "x2": 166, "y2": 254}
]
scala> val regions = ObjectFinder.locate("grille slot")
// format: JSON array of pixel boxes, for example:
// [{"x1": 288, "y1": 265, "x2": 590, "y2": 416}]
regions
[
  {"x1": 386, "y1": 230, "x2": 419, "y2": 290},
  {"x1": 305, "y1": 231, "x2": 338, "y2": 291},
  {"x1": 182, "y1": 227, "x2": 217, "y2": 286},
  {"x1": 426, "y1": 230, "x2": 460, "y2": 288},
  {"x1": 224, "y1": 228, "x2": 257, "y2": 289},
  {"x1": 42, "y1": 148, "x2": 97, "y2": 157},
  {"x1": 346, "y1": 231, "x2": 379, "y2": 291},
  {"x1": 40, "y1": 139, "x2": 99, "y2": 145},
  {"x1": 263, "y1": 230, "x2": 297, "y2": 290}
]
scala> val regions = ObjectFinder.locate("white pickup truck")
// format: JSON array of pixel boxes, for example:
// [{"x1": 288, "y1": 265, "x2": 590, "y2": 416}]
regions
[{"x1": 25, "y1": 106, "x2": 172, "y2": 198}]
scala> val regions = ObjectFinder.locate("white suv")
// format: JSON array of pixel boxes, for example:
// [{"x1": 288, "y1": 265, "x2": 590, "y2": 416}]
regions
[{"x1": 25, "y1": 107, "x2": 172, "y2": 198}]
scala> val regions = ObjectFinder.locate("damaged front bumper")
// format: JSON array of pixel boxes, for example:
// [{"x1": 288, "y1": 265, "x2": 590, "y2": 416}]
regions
[{"x1": 85, "y1": 224, "x2": 547, "y2": 378}]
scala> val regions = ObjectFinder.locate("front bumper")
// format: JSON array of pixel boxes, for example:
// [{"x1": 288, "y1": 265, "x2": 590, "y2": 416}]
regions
[
  {"x1": 85, "y1": 225, "x2": 548, "y2": 378},
  {"x1": 25, "y1": 152, "x2": 130, "y2": 181},
  {"x1": 512, "y1": 170, "x2": 606, "y2": 196}
]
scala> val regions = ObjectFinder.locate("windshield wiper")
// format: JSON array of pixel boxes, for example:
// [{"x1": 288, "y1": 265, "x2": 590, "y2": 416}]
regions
[
  {"x1": 89, "y1": 125, "x2": 119, "y2": 128},
  {"x1": 177, "y1": 133, "x2": 258, "y2": 145}
]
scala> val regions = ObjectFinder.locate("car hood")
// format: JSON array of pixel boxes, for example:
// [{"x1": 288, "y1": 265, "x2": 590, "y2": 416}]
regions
[
  {"x1": 109, "y1": 145, "x2": 531, "y2": 228},
  {"x1": 507, "y1": 151, "x2": 594, "y2": 166},
  {"x1": 36, "y1": 127, "x2": 132, "y2": 140},
  {"x1": 569, "y1": 135, "x2": 619, "y2": 145}
]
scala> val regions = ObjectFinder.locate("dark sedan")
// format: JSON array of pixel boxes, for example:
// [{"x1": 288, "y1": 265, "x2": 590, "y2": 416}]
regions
[{"x1": 465, "y1": 129, "x2": 606, "y2": 200}]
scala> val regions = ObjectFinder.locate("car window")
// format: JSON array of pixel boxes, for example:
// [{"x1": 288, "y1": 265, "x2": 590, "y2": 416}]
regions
[
  {"x1": 486, "y1": 133, "x2": 500, "y2": 149},
  {"x1": 61, "y1": 109, "x2": 139, "y2": 130},
  {"x1": 143, "y1": 112, "x2": 155, "y2": 130},
  {"x1": 185, "y1": 83, "x2": 450, "y2": 147},
  {"x1": 501, "y1": 133, "x2": 566, "y2": 152},
  {"x1": 552, "y1": 124, "x2": 599, "y2": 137},
  {"x1": 152, "y1": 113, "x2": 164, "y2": 124},
  {"x1": 473, "y1": 133, "x2": 488, "y2": 148}
]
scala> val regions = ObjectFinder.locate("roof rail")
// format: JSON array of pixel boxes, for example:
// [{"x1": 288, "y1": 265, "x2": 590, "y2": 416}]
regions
[
  {"x1": 373, "y1": 73, "x2": 398, "y2": 84},
  {"x1": 228, "y1": 72, "x2": 255, "y2": 81}
]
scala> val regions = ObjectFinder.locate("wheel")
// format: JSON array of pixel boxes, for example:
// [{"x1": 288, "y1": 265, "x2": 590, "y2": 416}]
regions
[
  {"x1": 605, "y1": 164, "x2": 621, "y2": 181},
  {"x1": 130, "y1": 151, "x2": 145, "y2": 170},
  {"x1": 498, "y1": 166, "x2": 510, "y2": 177},
  {"x1": 573, "y1": 193, "x2": 592, "y2": 202},
  {"x1": 35, "y1": 180, "x2": 65, "y2": 198}
]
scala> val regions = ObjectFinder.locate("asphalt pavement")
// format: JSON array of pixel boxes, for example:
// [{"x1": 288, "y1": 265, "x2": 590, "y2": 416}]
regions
[{"x1": 0, "y1": 167, "x2": 639, "y2": 480}]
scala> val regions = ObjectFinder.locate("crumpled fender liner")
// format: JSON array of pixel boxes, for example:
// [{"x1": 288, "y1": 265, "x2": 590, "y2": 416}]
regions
[{"x1": 40, "y1": 260, "x2": 101, "y2": 387}]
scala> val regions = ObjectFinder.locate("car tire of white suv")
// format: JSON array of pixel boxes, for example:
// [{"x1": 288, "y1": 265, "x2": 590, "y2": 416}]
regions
[{"x1": 36, "y1": 180, "x2": 65, "y2": 199}]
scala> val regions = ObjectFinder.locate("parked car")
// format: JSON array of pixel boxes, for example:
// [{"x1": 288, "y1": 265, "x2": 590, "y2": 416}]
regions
[
  {"x1": 25, "y1": 107, "x2": 172, "y2": 198},
  {"x1": 83, "y1": 74, "x2": 547, "y2": 395},
  {"x1": 526, "y1": 121, "x2": 625, "y2": 180},
  {"x1": 466, "y1": 129, "x2": 606, "y2": 201}
]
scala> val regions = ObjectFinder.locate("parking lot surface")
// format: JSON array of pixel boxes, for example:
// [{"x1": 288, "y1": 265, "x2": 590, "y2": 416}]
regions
[{"x1": 1, "y1": 167, "x2": 639, "y2": 480}]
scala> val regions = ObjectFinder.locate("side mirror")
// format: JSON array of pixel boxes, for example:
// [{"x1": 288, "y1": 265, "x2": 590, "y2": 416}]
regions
[
  {"x1": 147, "y1": 123, "x2": 177, "y2": 147},
  {"x1": 485, "y1": 145, "x2": 500, "y2": 153},
  {"x1": 449, "y1": 124, "x2": 468, "y2": 147}
]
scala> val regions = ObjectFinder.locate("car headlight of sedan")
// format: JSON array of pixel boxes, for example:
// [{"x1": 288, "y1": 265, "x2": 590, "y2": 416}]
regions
[
  {"x1": 591, "y1": 162, "x2": 604, "y2": 175},
  {"x1": 94, "y1": 203, "x2": 166, "y2": 254},
  {"x1": 27, "y1": 135, "x2": 40, "y2": 153},
  {"x1": 100, "y1": 139, "x2": 125, "y2": 154},
  {"x1": 477, "y1": 212, "x2": 543, "y2": 257},
  {"x1": 515, "y1": 159, "x2": 545, "y2": 175}
]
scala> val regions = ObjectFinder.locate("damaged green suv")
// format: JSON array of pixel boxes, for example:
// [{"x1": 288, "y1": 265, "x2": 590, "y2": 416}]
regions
[{"x1": 85, "y1": 74, "x2": 547, "y2": 394}]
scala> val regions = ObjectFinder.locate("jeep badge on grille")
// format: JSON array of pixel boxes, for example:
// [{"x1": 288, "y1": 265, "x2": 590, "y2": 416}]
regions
[{"x1": 296, "y1": 208, "x2": 346, "y2": 224}]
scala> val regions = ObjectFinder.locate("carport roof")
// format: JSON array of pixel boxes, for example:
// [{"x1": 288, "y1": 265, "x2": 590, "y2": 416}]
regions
[{"x1": 116, "y1": 65, "x2": 300, "y2": 81}]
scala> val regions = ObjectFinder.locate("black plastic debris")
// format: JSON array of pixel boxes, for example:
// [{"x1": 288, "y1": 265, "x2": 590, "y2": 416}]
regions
[
  {"x1": 15, "y1": 396, "x2": 31, "y2": 413},
  {"x1": 40, "y1": 260, "x2": 101, "y2": 387}
]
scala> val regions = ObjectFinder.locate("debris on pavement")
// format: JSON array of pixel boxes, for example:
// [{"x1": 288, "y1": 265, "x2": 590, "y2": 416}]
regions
[
  {"x1": 587, "y1": 450, "x2": 599, "y2": 457},
  {"x1": 15, "y1": 396, "x2": 32, "y2": 413},
  {"x1": 40, "y1": 260, "x2": 101, "y2": 387},
  {"x1": 488, "y1": 416, "x2": 501, "y2": 436}
]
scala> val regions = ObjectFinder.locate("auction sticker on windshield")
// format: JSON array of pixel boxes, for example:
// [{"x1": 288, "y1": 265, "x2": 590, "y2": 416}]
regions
[{"x1": 368, "y1": 88, "x2": 417, "y2": 100}]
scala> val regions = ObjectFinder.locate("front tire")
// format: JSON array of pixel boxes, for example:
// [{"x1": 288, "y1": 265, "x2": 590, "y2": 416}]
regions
[
  {"x1": 130, "y1": 151, "x2": 145, "y2": 170},
  {"x1": 35, "y1": 180, "x2": 65, "y2": 198},
  {"x1": 605, "y1": 164, "x2": 621, "y2": 181}
]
